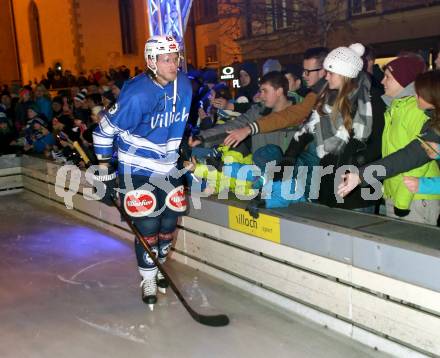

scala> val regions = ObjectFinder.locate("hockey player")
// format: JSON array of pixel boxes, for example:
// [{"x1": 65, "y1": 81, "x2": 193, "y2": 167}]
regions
[{"x1": 93, "y1": 35, "x2": 192, "y2": 310}]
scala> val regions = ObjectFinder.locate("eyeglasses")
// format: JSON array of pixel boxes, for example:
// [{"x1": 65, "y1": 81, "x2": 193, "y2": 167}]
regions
[{"x1": 302, "y1": 68, "x2": 322, "y2": 76}]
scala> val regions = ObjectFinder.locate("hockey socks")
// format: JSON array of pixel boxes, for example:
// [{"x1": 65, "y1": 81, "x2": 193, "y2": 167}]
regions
[
  {"x1": 135, "y1": 235, "x2": 159, "y2": 309},
  {"x1": 157, "y1": 232, "x2": 173, "y2": 293}
]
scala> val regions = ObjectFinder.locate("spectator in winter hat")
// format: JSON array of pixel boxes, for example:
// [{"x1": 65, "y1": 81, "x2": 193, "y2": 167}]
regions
[
  {"x1": 74, "y1": 88, "x2": 87, "y2": 104},
  {"x1": 202, "y1": 69, "x2": 218, "y2": 89},
  {"x1": 372, "y1": 55, "x2": 438, "y2": 224},
  {"x1": 237, "y1": 61, "x2": 259, "y2": 101},
  {"x1": 322, "y1": 44, "x2": 385, "y2": 170},
  {"x1": 384, "y1": 56, "x2": 425, "y2": 92},
  {"x1": 296, "y1": 43, "x2": 376, "y2": 210},
  {"x1": 262, "y1": 59, "x2": 282, "y2": 76},
  {"x1": 338, "y1": 70, "x2": 440, "y2": 225},
  {"x1": 73, "y1": 88, "x2": 90, "y2": 122},
  {"x1": 211, "y1": 61, "x2": 259, "y2": 114},
  {"x1": 21, "y1": 107, "x2": 54, "y2": 154}
]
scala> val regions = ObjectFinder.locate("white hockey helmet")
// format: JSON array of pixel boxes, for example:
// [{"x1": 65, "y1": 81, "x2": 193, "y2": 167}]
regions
[{"x1": 144, "y1": 35, "x2": 180, "y2": 72}]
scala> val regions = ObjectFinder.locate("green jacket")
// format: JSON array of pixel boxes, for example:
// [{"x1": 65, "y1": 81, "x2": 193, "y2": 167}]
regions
[
  {"x1": 193, "y1": 146, "x2": 256, "y2": 196},
  {"x1": 382, "y1": 86, "x2": 440, "y2": 209}
]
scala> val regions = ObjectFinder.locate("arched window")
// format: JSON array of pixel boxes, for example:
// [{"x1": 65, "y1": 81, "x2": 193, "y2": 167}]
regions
[
  {"x1": 29, "y1": 1, "x2": 44, "y2": 65},
  {"x1": 119, "y1": 0, "x2": 137, "y2": 54}
]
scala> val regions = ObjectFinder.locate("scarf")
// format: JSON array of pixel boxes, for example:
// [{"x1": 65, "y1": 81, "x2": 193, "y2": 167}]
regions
[{"x1": 295, "y1": 72, "x2": 372, "y2": 158}]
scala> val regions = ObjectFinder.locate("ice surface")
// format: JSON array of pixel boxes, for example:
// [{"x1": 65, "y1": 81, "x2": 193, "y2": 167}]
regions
[{"x1": 0, "y1": 193, "x2": 389, "y2": 358}]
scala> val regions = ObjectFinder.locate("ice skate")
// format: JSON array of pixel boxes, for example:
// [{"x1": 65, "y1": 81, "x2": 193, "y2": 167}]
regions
[
  {"x1": 140, "y1": 276, "x2": 157, "y2": 311},
  {"x1": 157, "y1": 270, "x2": 169, "y2": 294}
]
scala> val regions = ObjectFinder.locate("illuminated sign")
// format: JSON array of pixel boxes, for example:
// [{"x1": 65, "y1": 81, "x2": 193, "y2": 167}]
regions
[{"x1": 220, "y1": 66, "x2": 235, "y2": 80}]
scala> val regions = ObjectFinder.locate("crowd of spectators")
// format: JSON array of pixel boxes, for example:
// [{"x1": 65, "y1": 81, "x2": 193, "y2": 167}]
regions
[
  {"x1": 1, "y1": 47, "x2": 439, "y2": 226},
  {"x1": 0, "y1": 66, "x2": 129, "y2": 167}
]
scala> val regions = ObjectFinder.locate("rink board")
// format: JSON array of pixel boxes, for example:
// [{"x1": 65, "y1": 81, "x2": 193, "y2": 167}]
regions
[{"x1": 1, "y1": 154, "x2": 440, "y2": 357}]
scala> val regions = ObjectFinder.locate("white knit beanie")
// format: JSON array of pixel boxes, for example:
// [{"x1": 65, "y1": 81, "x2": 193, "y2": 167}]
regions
[{"x1": 323, "y1": 43, "x2": 365, "y2": 78}]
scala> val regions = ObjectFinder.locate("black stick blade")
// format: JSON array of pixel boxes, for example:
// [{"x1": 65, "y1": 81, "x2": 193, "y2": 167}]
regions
[{"x1": 195, "y1": 313, "x2": 230, "y2": 327}]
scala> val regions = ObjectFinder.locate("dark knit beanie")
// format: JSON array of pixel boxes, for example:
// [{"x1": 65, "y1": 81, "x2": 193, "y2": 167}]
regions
[
  {"x1": 28, "y1": 103, "x2": 40, "y2": 114},
  {"x1": 202, "y1": 69, "x2": 218, "y2": 85},
  {"x1": 239, "y1": 62, "x2": 258, "y2": 81},
  {"x1": 52, "y1": 96, "x2": 63, "y2": 105},
  {"x1": 386, "y1": 57, "x2": 425, "y2": 88},
  {"x1": 55, "y1": 114, "x2": 73, "y2": 127}
]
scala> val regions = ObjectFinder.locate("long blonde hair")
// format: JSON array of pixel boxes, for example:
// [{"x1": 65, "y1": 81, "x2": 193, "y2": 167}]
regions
[{"x1": 316, "y1": 76, "x2": 358, "y2": 132}]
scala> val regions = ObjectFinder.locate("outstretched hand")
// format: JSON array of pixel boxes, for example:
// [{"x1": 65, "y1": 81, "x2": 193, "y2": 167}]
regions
[
  {"x1": 337, "y1": 172, "x2": 361, "y2": 197},
  {"x1": 420, "y1": 141, "x2": 440, "y2": 160},
  {"x1": 183, "y1": 156, "x2": 197, "y2": 172},
  {"x1": 403, "y1": 176, "x2": 419, "y2": 193},
  {"x1": 223, "y1": 126, "x2": 251, "y2": 148}
]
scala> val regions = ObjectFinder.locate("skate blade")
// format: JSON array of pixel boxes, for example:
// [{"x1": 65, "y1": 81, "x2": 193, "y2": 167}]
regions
[
  {"x1": 158, "y1": 287, "x2": 167, "y2": 295},
  {"x1": 148, "y1": 304, "x2": 154, "y2": 311}
]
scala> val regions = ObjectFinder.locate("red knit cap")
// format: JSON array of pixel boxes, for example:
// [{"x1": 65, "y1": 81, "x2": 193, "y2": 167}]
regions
[{"x1": 386, "y1": 57, "x2": 425, "y2": 88}]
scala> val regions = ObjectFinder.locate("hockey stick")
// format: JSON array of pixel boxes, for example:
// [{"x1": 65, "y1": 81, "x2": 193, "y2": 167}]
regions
[{"x1": 111, "y1": 196, "x2": 229, "y2": 327}]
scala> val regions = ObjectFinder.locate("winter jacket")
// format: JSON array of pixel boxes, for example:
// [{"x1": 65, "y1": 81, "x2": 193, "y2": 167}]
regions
[
  {"x1": 315, "y1": 76, "x2": 375, "y2": 209},
  {"x1": 199, "y1": 103, "x2": 296, "y2": 152},
  {"x1": 192, "y1": 147, "x2": 256, "y2": 196},
  {"x1": 381, "y1": 84, "x2": 440, "y2": 210},
  {"x1": 36, "y1": 97, "x2": 53, "y2": 120},
  {"x1": 360, "y1": 73, "x2": 386, "y2": 165},
  {"x1": 359, "y1": 117, "x2": 440, "y2": 184}
]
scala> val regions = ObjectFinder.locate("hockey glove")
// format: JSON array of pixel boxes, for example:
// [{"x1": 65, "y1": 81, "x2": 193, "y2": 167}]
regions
[
  {"x1": 93, "y1": 165, "x2": 117, "y2": 206},
  {"x1": 246, "y1": 197, "x2": 265, "y2": 219}
]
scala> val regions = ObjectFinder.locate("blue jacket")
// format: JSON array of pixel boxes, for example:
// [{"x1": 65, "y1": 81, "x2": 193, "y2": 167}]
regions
[
  {"x1": 36, "y1": 97, "x2": 53, "y2": 120},
  {"x1": 93, "y1": 72, "x2": 192, "y2": 176}
]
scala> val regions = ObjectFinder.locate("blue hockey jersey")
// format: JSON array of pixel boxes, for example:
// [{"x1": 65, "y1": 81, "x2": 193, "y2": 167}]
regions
[{"x1": 93, "y1": 71, "x2": 192, "y2": 176}]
